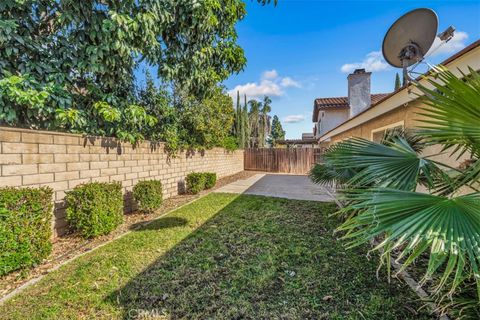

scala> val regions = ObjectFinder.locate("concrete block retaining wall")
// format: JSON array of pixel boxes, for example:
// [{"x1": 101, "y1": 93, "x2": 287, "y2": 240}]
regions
[{"x1": 0, "y1": 126, "x2": 244, "y2": 236}]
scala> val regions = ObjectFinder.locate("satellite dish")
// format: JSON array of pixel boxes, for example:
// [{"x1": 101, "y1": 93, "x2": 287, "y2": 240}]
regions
[{"x1": 382, "y1": 8, "x2": 444, "y2": 84}]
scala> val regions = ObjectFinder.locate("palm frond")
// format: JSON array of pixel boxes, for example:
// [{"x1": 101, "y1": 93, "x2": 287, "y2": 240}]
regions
[
  {"x1": 309, "y1": 162, "x2": 356, "y2": 187},
  {"x1": 434, "y1": 159, "x2": 480, "y2": 195},
  {"x1": 437, "y1": 280, "x2": 480, "y2": 320},
  {"x1": 415, "y1": 66, "x2": 480, "y2": 195},
  {"x1": 337, "y1": 189, "x2": 480, "y2": 296},
  {"x1": 416, "y1": 66, "x2": 480, "y2": 158},
  {"x1": 381, "y1": 127, "x2": 425, "y2": 153},
  {"x1": 324, "y1": 137, "x2": 442, "y2": 191}
]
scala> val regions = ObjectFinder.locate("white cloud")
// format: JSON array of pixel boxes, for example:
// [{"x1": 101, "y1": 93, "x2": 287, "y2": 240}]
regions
[
  {"x1": 229, "y1": 80, "x2": 283, "y2": 99},
  {"x1": 340, "y1": 51, "x2": 390, "y2": 73},
  {"x1": 229, "y1": 69, "x2": 301, "y2": 100},
  {"x1": 426, "y1": 31, "x2": 468, "y2": 57},
  {"x1": 280, "y1": 77, "x2": 301, "y2": 88},
  {"x1": 262, "y1": 69, "x2": 279, "y2": 80},
  {"x1": 283, "y1": 114, "x2": 305, "y2": 123}
]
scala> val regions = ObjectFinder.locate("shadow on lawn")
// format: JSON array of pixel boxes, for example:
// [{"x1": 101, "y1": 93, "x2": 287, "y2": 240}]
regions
[
  {"x1": 129, "y1": 217, "x2": 188, "y2": 231},
  {"x1": 106, "y1": 195, "x2": 432, "y2": 320}
]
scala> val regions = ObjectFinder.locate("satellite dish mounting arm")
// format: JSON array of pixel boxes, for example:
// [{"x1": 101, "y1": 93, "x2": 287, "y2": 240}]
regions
[{"x1": 399, "y1": 41, "x2": 424, "y2": 84}]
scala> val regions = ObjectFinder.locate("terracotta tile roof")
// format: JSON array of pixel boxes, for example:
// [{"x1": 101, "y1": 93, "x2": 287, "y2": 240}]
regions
[
  {"x1": 312, "y1": 93, "x2": 390, "y2": 121},
  {"x1": 371, "y1": 93, "x2": 391, "y2": 104},
  {"x1": 313, "y1": 97, "x2": 349, "y2": 111}
]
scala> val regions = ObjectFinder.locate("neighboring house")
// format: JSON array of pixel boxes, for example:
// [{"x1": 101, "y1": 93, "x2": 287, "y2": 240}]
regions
[
  {"x1": 317, "y1": 39, "x2": 480, "y2": 167},
  {"x1": 302, "y1": 133, "x2": 314, "y2": 140},
  {"x1": 312, "y1": 69, "x2": 389, "y2": 139},
  {"x1": 277, "y1": 133, "x2": 318, "y2": 148}
]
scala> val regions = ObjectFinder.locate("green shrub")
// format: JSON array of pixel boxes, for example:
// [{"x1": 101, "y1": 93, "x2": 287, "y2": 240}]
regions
[
  {"x1": 133, "y1": 180, "x2": 163, "y2": 213},
  {"x1": 0, "y1": 187, "x2": 53, "y2": 276},
  {"x1": 186, "y1": 173, "x2": 206, "y2": 194},
  {"x1": 203, "y1": 172, "x2": 217, "y2": 189},
  {"x1": 221, "y1": 136, "x2": 238, "y2": 151},
  {"x1": 65, "y1": 182, "x2": 123, "y2": 238}
]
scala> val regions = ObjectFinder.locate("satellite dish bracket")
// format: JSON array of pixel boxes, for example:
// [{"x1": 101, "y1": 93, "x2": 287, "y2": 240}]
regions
[
  {"x1": 399, "y1": 41, "x2": 423, "y2": 61},
  {"x1": 399, "y1": 41, "x2": 424, "y2": 84}
]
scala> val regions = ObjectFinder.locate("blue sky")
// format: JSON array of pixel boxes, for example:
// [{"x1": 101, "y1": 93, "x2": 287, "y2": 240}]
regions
[{"x1": 223, "y1": 0, "x2": 480, "y2": 138}]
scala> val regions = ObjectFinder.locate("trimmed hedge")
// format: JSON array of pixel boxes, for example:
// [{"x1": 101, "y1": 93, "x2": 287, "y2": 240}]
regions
[
  {"x1": 65, "y1": 182, "x2": 123, "y2": 238},
  {"x1": 133, "y1": 180, "x2": 163, "y2": 213},
  {"x1": 186, "y1": 172, "x2": 217, "y2": 194},
  {"x1": 0, "y1": 187, "x2": 53, "y2": 276},
  {"x1": 186, "y1": 173, "x2": 206, "y2": 194},
  {"x1": 203, "y1": 172, "x2": 217, "y2": 189}
]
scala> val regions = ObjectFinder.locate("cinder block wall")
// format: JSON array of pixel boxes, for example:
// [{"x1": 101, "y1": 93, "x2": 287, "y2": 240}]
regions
[{"x1": 0, "y1": 127, "x2": 244, "y2": 236}]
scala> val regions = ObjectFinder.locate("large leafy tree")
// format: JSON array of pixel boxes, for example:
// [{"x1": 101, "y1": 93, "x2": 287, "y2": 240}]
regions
[
  {"x1": 136, "y1": 78, "x2": 237, "y2": 153},
  {"x1": 136, "y1": 72, "x2": 184, "y2": 152},
  {"x1": 178, "y1": 86, "x2": 235, "y2": 150},
  {"x1": 0, "y1": 0, "x2": 275, "y2": 129},
  {"x1": 310, "y1": 67, "x2": 480, "y2": 315}
]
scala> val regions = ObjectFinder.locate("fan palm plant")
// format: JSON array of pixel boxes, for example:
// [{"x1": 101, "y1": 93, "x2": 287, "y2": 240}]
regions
[{"x1": 310, "y1": 66, "x2": 480, "y2": 314}]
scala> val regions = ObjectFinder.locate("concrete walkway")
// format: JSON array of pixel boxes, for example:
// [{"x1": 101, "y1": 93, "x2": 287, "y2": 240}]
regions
[{"x1": 215, "y1": 173, "x2": 335, "y2": 202}]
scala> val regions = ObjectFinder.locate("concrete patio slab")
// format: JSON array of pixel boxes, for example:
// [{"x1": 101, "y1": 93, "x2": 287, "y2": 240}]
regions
[
  {"x1": 214, "y1": 174, "x2": 266, "y2": 193},
  {"x1": 215, "y1": 173, "x2": 335, "y2": 202}
]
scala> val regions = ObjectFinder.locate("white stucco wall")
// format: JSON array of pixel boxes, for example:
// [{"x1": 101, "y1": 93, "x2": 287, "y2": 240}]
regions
[{"x1": 317, "y1": 109, "x2": 349, "y2": 137}]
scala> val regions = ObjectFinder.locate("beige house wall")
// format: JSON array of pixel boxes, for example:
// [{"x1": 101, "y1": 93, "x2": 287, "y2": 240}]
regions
[
  {"x1": 330, "y1": 100, "x2": 419, "y2": 142},
  {"x1": 0, "y1": 126, "x2": 244, "y2": 236},
  {"x1": 328, "y1": 100, "x2": 470, "y2": 169}
]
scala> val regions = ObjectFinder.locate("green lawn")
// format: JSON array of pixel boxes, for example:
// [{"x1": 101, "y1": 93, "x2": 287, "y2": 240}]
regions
[{"x1": 0, "y1": 193, "x2": 432, "y2": 319}]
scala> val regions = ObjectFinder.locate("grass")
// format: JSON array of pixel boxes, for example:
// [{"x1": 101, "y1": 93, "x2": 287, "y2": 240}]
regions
[{"x1": 0, "y1": 193, "x2": 433, "y2": 319}]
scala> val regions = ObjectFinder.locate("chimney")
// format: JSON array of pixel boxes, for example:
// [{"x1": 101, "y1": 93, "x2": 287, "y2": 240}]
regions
[{"x1": 348, "y1": 69, "x2": 371, "y2": 118}]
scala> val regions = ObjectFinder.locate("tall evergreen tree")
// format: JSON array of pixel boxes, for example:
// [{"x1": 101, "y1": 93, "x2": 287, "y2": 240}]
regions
[
  {"x1": 234, "y1": 91, "x2": 242, "y2": 146},
  {"x1": 235, "y1": 91, "x2": 240, "y2": 135},
  {"x1": 241, "y1": 107, "x2": 246, "y2": 149},
  {"x1": 248, "y1": 99, "x2": 261, "y2": 147},
  {"x1": 269, "y1": 115, "x2": 285, "y2": 146},
  {"x1": 394, "y1": 73, "x2": 402, "y2": 91},
  {"x1": 232, "y1": 90, "x2": 248, "y2": 149},
  {"x1": 244, "y1": 94, "x2": 251, "y2": 148}
]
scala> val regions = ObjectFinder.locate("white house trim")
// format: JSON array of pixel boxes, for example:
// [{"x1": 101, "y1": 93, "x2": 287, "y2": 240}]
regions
[{"x1": 370, "y1": 120, "x2": 405, "y2": 141}]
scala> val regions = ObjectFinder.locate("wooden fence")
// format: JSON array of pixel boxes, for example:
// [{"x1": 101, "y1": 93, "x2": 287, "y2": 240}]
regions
[{"x1": 244, "y1": 148, "x2": 323, "y2": 174}]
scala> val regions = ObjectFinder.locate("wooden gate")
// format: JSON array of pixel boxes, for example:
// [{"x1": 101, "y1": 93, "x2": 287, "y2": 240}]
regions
[{"x1": 244, "y1": 148, "x2": 322, "y2": 174}]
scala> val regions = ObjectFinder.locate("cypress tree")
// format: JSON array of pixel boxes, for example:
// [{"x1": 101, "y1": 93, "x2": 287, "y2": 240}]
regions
[
  {"x1": 270, "y1": 115, "x2": 285, "y2": 146},
  {"x1": 236, "y1": 91, "x2": 246, "y2": 148},
  {"x1": 395, "y1": 73, "x2": 401, "y2": 91},
  {"x1": 235, "y1": 91, "x2": 240, "y2": 136},
  {"x1": 243, "y1": 94, "x2": 250, "y2": 148}
]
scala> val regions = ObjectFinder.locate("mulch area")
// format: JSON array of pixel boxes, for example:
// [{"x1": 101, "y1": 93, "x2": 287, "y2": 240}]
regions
[{"x1": 0, "y1": 171, "x2": 258, "y2": 299}]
